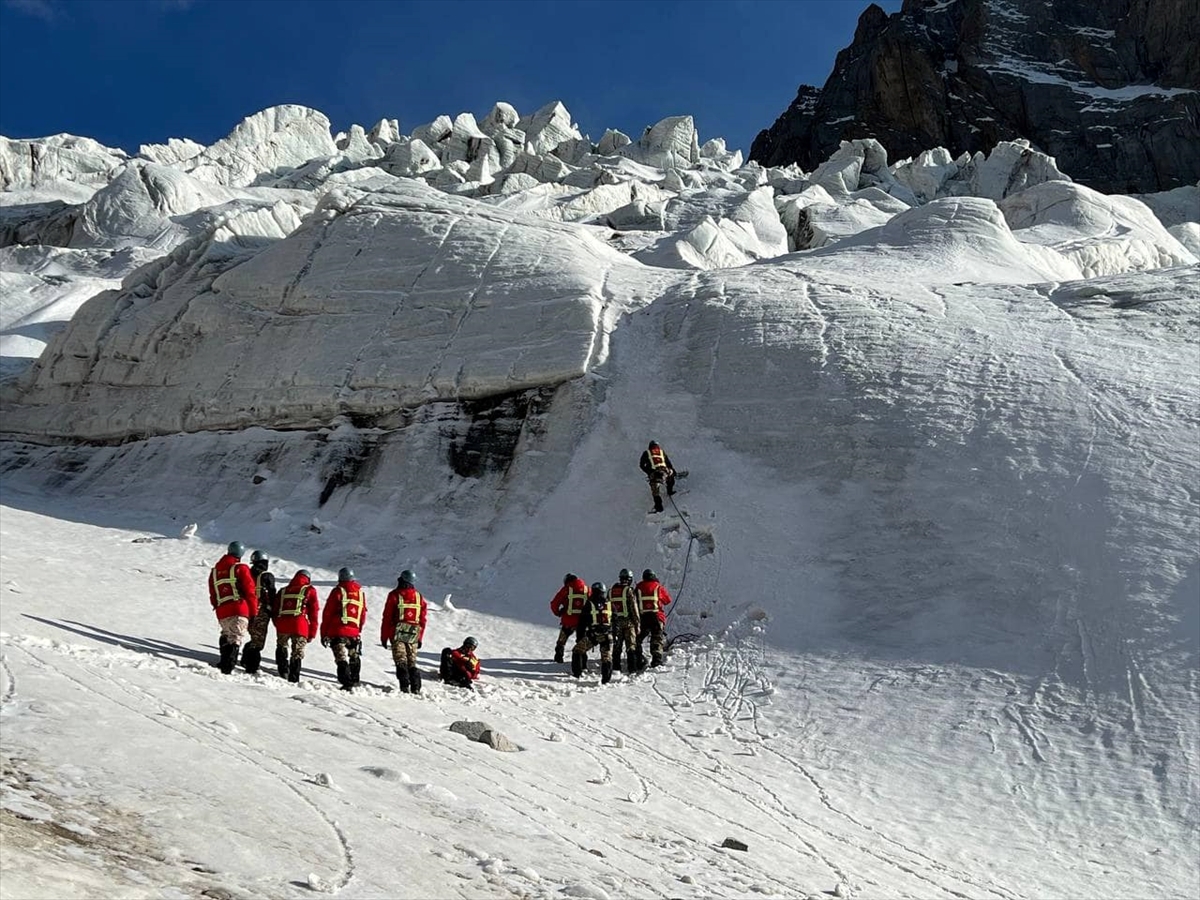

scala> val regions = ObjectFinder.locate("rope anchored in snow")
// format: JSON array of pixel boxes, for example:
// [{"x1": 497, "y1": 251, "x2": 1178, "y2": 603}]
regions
[{"x1": 663, "y1": 490, "x2": 702, "y2": 653}]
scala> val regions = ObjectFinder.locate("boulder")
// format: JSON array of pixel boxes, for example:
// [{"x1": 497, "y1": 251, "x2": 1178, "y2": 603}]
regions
[
  {"x1": 480, "y1": 729, "x2": 519, "y2": 752},
  {"x1": 449, "y1": 720, "x2": 491, "y2": 742}
]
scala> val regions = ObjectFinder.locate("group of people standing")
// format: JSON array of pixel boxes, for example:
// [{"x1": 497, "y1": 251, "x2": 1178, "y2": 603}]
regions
[
  {"x1": 205, "y1": 441, "x2": 683, "y2": 692},
  {"x1": 550, "y1": 568, "x2": 672, "y2": 683},
  {"x1": 206, "y1": 541, "x2": 480, "y2": 692}
]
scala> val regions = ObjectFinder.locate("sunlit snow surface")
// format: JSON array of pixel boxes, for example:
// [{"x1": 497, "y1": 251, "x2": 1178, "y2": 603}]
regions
[{"x1": 1, "y1": 102, "x2": 1198, "y2": 899}]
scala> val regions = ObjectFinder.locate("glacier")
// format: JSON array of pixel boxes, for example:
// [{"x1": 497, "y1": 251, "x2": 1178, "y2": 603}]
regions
[{"x1": 0, "y1": 100, "x2": 1197, "y2": 899}]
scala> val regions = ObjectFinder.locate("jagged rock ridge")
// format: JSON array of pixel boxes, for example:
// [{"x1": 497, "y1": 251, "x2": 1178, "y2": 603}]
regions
[{"x1": 750, "y1": 0, "x2": 1200, "y2": 193}]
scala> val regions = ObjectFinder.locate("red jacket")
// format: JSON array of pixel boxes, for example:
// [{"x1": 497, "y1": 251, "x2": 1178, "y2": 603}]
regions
[
  {"x1": 208, "y1": 554, "x2": 258, "y2": 620},
  {"x1": 321, "y1": 580, "x2": 367, "y2": 640},
  {"x1": 634, "y1": 579, "x2": 672, "y2": 623},
  {"x1": 550, "y1": 577, "x2": 591, "y2": 628},
  {"x1": 451, "y1": 647, "x2": 481, "y2": 681},
  {"x1": 381, "y1": 585, "x2": 428, "y2": 645},
  {"x1": 274, "y1": 573, "x2": 319, "y2": 640}
]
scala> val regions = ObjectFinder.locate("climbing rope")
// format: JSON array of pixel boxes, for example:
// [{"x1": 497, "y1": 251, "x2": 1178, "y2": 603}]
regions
[{"x1": 664, "y1": 488, "x2": 701, "y2": 652}]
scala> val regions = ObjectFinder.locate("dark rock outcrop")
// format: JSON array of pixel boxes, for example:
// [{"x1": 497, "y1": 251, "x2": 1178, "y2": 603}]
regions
[{"x1": 750, "y1": 0, "x2": 1200, "y2": 194}]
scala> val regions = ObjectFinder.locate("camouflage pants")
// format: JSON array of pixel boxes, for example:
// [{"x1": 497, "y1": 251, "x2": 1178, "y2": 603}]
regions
[
  {"x1": 554, "y1": 624, "x2": 574, "y2": 652},
  {"x1": 611, "y1": 617, "x2": 639, "y2": 666},
  {"x1": 217, "y1": 615, "x2": 248, "y2": 647},
  {"x1": 637, "y1": 613, "x2": 665, "y2": 665},
  {"x1": 329, "y1": 637, "x2": 362, "y2": 665},
  {"x1": 247, "y1": 611, "x2": 272, "y2": 651},
  {"x1": 390, "y1": 639, "x2": 418, "y2": 668},
  {"x1": 574, "y1": 626, "x2": 612, "y2": 663},
  {"x1": 276, "y1": 632, "x2": 308, "y2": 662},
  {"x1": 647, "y1": 470, "x2": 675, "y2": 500}
]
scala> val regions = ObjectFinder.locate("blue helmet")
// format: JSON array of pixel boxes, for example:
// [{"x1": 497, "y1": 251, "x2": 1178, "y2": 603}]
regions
[
  {"x1": 227, "y1": 541, "x2": 245, "y2": 558},
  {"x1": 338, "y1": 567, "x2": 355, "y2": 582}
]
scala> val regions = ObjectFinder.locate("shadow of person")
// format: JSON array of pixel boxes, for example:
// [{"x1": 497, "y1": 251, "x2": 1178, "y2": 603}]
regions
[{"x1": 24, "y1": 614, "x2": 220, "y2": 667}]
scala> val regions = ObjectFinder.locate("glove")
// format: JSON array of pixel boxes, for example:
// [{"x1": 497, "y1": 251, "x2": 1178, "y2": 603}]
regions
[
  {"x1": 321, "y1": 637, "x2": 330, "y2": 648},
  {"x1": 417, "y1": 641, "x2": 422, "y2": 649}
]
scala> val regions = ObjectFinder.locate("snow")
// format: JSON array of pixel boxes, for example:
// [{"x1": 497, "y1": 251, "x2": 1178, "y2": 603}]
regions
[
  {"x1": 987, "y1": 59, "x2": 1198, "y2": 105},
  {"x1": 1001, "y1": 180, "x2": 1198, "y2": 277},
  {"x1": 1, "y1": 98, "x2": 1198, "y2": 900}
]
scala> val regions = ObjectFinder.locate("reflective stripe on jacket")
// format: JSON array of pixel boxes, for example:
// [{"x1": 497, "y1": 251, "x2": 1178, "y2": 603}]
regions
[
  {"x1": 335, "y1": 585, "x2": 366, "y2": 626},
  {"x1": 278, "y1": 586, "x2": 307, "y2": 617},
  {"x1": 608, "y1": 583, "x2": 634, "y2": 618},
  {"x1": 637, "y1": 586, "x2": 660, "y2": 613},
  {"x1": 566, "y1": 587, "x2": 589, "y2": 616}
]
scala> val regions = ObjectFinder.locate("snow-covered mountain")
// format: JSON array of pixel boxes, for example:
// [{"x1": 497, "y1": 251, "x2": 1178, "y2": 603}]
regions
[
  {"x1": 1, "y1": 99, "x2": 1197, "y2": 899},
  {"x1": 750, "y1": 0, "x2": 1200, "y2": 194}
]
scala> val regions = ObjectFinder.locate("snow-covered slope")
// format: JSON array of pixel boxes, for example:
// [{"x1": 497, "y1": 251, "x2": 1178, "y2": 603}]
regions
[{"x1": 1, "y1": 100, "x2": 1198, "y2": 900}]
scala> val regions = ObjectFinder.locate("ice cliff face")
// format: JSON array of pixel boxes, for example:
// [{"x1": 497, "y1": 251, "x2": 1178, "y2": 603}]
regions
[{"x1": 0, "y1": 101, "x2": 1195, "y2": 441}]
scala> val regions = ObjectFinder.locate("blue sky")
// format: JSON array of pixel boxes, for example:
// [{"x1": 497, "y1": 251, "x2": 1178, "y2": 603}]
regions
[{"x1": 0, "y1": 0, "x2": 901, "y2": 156}]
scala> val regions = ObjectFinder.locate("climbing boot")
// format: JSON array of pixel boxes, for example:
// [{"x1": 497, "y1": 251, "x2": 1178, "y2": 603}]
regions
[
  {"x1": 349, "y1": 658, "x2": 362, "y2": 686},
  {"x1": 242, "y1": 645, "x2": 261, "y2": 675},
  {"x1": 218, "y1": 641, "x2": 237, "y2": 674},
  {"x1": 336, "y1": 660, "x2": 351, "y2": 688},
  {"x1": 650, "y1": 653, "x2": 664, "y2": 668},
  {"x1": 288, "y1": 659, "x2": 302, "y2": 683},
  {"x1": 396, "y1": 665, "x2": 410, "y2": 693},
  {"x1": 553, "y1": 644, "x2": 565, "y2": 664},
  {"x1": 276, "y1": 647, "x2": 288, "y2": 678},
  {"x1": 408, "y1": 667, "x2": 422, "y2": 695},
  {"x1": 601, "y1": 661, "x2": 613, "y2": 684},
  {"x1": 571, "y1": 650, "x2": 584, "y2": 678}
]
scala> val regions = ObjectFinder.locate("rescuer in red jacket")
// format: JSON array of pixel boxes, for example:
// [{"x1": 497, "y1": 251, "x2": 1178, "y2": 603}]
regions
[
  {"x1": 639, "y1": 440, "x2": 677, "y2": 513},
  {"x1": 380, "y1": 569, "x2": 428, "y2": 695},
  {"x1": 273, "y1": 568, "x2": 320, "y2": 683},
  {"x1": 321, "y1": 567, "x2": 367, "y2": 691},
  {"x1": 550, "y1": 572, "x2": 590, "y2": 664},
  {"x1": 633, "y1": 569, "x2": 672, "y2": 670},
  {"x1": 207, "y1": 540, "x2": 258, "y2": 674},
  {"x1": 440, "y1": 636, "x2": 481, "y2": 689}
]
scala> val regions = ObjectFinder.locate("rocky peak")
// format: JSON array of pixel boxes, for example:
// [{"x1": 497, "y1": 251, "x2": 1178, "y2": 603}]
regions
[{"x1": 750, "y1": 0, "x2": 1200, "y2": 193}]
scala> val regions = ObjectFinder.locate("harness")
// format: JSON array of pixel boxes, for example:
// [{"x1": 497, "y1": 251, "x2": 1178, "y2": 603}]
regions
[
  {"x1": 334, "y1": 585, "x2": 365, "y2": 627},
  {"x1": 608, "y1": 583, "x2": 634, "y2": 618},
  {"x1": 648, "y1": 446, "x2": 668, "y2": 471},
  {"x1": 209, "y1": 561, "x2": 242, "y2": 608},
  {"x1": 393, "y1": 589, "x2": 424, "y2": 643},
  {"x1": 277, "y1": 584, "x2": 308, "y2": 617},
  {"x1": 565, "y1": 586, "x2": 589, "y2": 616},
  {"x1": 638, "y1": 585, "x2": 661, "y2": 614},
  {"x1": 589, "y1": 595, "x2": 612, "y2": 628}
]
